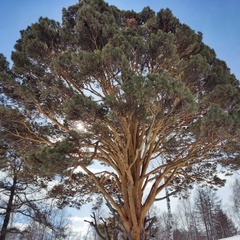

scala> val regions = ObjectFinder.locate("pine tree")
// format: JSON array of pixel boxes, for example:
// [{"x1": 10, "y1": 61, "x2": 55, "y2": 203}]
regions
[
  {"x1": 214, "y1": 207, "x2": 237, "y2": 239},
  {"x1": 1, "y1": 1, "x2": 240, "y2": 239},
  {"x1": 0, "y1": 140, "x2": 70, "y2": 240},
  {"x1": 194, "y1": 187, "x2": 220, "y2": 240}
]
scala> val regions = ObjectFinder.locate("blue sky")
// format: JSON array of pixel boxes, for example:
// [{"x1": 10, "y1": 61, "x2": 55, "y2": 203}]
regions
[{"x1": 0, "y1": 0, "x2": 240, "y2": 80}]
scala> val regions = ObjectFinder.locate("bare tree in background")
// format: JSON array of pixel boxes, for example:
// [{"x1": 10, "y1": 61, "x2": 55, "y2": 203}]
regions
[
  {"x1": 231, "y1": 178, "x2": 240, "y2": 226},
  {"x1": 176, "y1": 197, "x2": 202, "y2": 240},
  {"x1": 194, "y1": 187, "x2": 220, "y2": 240}
]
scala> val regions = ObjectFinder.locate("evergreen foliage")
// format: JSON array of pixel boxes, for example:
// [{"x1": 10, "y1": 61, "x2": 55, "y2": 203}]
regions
[{"x1": 0, "y1": 1, "x2": 240, "y2": 239}]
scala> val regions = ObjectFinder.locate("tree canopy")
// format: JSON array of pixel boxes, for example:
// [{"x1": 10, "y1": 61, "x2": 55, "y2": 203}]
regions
[{"x1": 0, "y1": 0, "x2": 240, "y2": 239}]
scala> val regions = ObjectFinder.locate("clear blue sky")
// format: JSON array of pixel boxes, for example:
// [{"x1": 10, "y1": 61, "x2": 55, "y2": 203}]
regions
[{"x1": 0, "y1": 1, "x2": 240, "y2": 80}]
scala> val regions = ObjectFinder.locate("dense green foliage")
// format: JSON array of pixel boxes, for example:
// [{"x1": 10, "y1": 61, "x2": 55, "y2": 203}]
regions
[{"x1": 0, "y1": 0, "x2": 240, "y2": 239}]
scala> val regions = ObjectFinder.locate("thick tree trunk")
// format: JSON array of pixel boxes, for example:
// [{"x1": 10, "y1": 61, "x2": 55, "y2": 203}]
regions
[
  {"x1": 0, "y1": 176, "x2": 17, "y2": 240},
  {"x1": 119, "y1": 182, "x2": 149, "y2": 240},
  {"x1": 121, "y1": 206, "x2": 148, "y2": 240},
  {"x1": 119, "y1": 216, "x2": 145, "y2": 240},
  {"x1": 127, "y1": 225, "x2": 147, "y2": 240}
]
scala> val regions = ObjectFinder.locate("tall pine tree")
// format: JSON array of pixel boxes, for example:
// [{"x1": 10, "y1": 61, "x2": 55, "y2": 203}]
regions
[{"x1": 0, "y1": 1, "x2": 240, "y2": 239}]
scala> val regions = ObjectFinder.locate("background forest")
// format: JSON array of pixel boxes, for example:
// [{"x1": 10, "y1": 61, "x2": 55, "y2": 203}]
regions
[
  {"x1": 82, "y1": 181, "x2": 240, "y2": 240},
  {"x1": 1, "y1": 176, "x2": 240, "y2": 240}
]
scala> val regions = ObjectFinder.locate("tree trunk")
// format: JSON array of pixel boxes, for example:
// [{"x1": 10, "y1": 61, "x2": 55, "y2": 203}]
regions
[
  {"x1": 0, "y1": 175, "x2": 17, "y2": 240},
  {"x1": 165, "y1": 186, "x2": 174, "y2": 240},
  {"x1": 119, "y1": 182, "x2": 151, "y2": 240},
  {"x1": 129, "y1": 226, "x2": 147, "y2": 240}
]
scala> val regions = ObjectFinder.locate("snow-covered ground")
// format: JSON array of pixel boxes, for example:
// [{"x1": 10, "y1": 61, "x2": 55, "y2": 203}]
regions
[{"x1": 219, "y1": 236, "x2": 240, "y2": 240}]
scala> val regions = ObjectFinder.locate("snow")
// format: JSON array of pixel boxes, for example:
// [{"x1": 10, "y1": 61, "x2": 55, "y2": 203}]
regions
[{"x1": 219, "y1": 236, "x2": 240, "y2": 240}]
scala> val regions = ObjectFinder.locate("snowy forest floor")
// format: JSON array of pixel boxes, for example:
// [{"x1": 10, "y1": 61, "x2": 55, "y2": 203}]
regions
[{"x1": 220, "y1": 236, "x2": 240, "y2": 240}]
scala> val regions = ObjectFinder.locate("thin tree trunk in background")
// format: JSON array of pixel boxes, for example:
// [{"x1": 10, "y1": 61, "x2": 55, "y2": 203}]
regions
[
  {"x1": 0, "y1": 175, "x2": 17, "y2": 240},
  {"x1": 165, "y1": 186, "x2": 174, "y2": 240}
]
